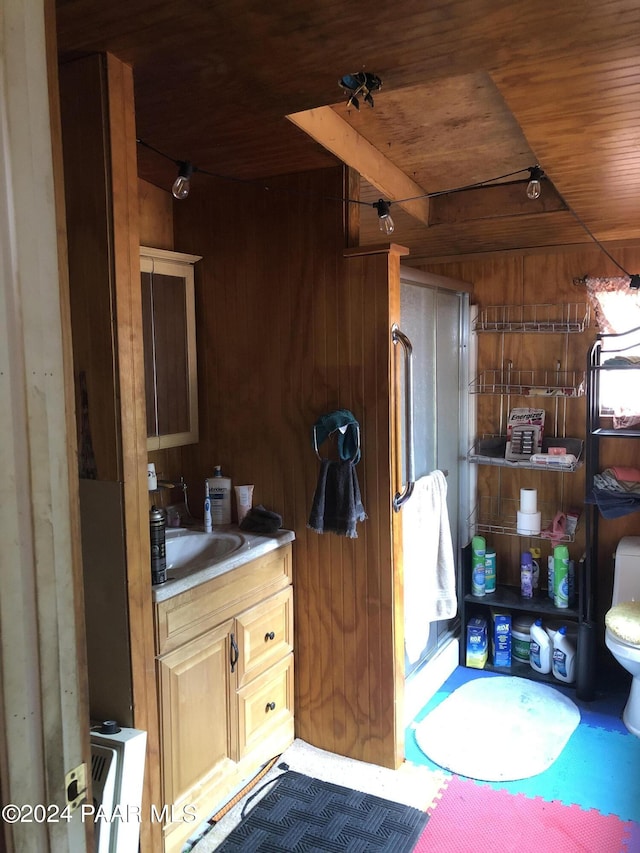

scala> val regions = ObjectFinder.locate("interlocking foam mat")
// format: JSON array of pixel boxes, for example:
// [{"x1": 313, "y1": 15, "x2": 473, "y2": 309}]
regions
[
  {"x1": 407, "y1": 666, "x2": 640, "y2": 851},
  {"x1": 413, "y1": 775, "x2": 636, "y2": 853}
]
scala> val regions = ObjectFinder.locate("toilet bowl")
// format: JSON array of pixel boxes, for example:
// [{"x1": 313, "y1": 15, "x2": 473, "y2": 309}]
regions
[
  {"x1": 605, "y1": 537, "x2": 640, "y2": 739},
  {"x1": 605, "y1": 616, "x2": 640, "y2": 737}
]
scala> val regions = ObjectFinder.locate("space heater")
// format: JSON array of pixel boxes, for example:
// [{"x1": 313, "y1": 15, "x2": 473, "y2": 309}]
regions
[{"x1": 89, "y1": 723, "x2": 147, "y2": 853}]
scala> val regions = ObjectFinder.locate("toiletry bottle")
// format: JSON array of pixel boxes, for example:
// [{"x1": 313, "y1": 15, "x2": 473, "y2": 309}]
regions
[
  {"x1": 471, "y1": 535, "x2": 486, "y2": 596},
  {"x1": 552, "y1": 626, "x2": 576, "y2": 683},
  {"x1": 520, "y1": 551, "x2": 534, "y2": 599},
  {"x1": 207, "y1": 465, "x2": 232, "y2": 525},
  {"x1": 553, "y1": 545, "x2": 570, "y2": 609},
  {"x1": 150, "y1": 506, "x2": 167, "y2": 585},
  {"x1": 204, "y1": 481, "x2": 213, "y2": 532},
  {"x1": 529, "y1": 618, "x2": 551, "y2": 674},
  {"x1": 548, "y1": 554, "x2": 554, "y2": 599},
  {"x1": 484, "y1": 547, "x2": 496, "y2": 594}
]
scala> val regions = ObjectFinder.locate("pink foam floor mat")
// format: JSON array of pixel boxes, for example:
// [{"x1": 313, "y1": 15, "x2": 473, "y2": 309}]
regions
[{"x1": 414, "y1": 774, "x2": 637, "y2": 853}]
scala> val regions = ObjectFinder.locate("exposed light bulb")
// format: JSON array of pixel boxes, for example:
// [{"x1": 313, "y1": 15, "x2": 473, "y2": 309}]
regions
[
  {"x1": 373, "y1": 198, "x2": 395, "y2": 235},
  {"x1": 172, "y1": 161, "x2": 194, "y2": 200},
  {"x1": 526, "y1": 165, "x2": 544, "y2": 200}
]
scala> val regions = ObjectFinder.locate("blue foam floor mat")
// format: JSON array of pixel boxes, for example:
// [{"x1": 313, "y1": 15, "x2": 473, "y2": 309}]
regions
[{"x1": 407, "y1": 666, "x2": 640, "y2": 823}]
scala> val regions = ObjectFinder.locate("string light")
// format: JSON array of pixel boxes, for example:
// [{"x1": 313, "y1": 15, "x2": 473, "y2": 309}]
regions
[
  {"x1": 136, "y1": 139, "x2": 640, "y2": 287},
  {"x1": 526, "y1": 165, "x2": 544, "y2": 200},
  {"x1": 172, "y1": 161, "x2": 194, "y2": 200},
  {"x1": 373, "y1": 199, "x2": 394, "y2": 235}
]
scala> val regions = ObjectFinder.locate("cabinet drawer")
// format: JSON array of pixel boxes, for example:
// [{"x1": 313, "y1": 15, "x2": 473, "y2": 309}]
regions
[
  {"x1": 235, "y1": 587, "x2": 293, "y2": 688},
  {"x1": 155, "y1": 544, "x2": 291, "y2": 654},
  {"x1": 236, "y1": 653, "x2": 294, "y2": 761}
]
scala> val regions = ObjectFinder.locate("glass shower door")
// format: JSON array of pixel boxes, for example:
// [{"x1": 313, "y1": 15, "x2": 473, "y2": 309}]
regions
[{"x1": 400, "y1": 279, "x2": 469, "y2": 673}]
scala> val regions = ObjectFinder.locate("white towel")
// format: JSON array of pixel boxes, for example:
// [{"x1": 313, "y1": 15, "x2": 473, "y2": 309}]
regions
[{"x1": 403, "y1": 471, "x2": 457, "y2": 664}]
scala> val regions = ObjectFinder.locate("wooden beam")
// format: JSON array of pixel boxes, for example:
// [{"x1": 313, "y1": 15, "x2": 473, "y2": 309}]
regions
[
  {"x1": 287, "y1": 106, "x2": 430, "y2": 226},
  {"x1": 429, "y1": 179, "x2": 566, "y2": 225}
]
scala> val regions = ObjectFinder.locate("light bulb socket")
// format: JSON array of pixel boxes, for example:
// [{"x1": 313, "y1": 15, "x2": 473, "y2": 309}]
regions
[
  {"x1": 373, "y1": 198, "x2": 392, "y2": 219},
  {"x1": 528, "y1": 165, "x2": 544, "y2": 183},
  {"x1": 176, "y1": 161, "x2": 194, "y2": 180}
]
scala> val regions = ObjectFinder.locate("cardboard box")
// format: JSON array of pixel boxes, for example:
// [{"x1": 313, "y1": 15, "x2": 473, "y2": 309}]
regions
[
  {"x1": 466, "y1": 617, "x2": 488, "y2": 669},
  {"x1": 491, "y1": 610, "x2": 512, "y2": 667},
  {"x1": 505, "y1": 408, "x2": 545, "y2": 461}
]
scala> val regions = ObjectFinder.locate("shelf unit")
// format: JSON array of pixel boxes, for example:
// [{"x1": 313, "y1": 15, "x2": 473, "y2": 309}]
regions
[
  {"x1": 461, "y1": 301, "x2": 592, "y2": 693},
  {"x1": 584, "y1": 325, "x2": 640, "y2": 698}
]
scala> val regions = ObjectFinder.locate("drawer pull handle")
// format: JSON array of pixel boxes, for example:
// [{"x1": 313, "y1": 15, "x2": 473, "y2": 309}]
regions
[
  {"x1": 265, "y1": 631, "x2": 275, "y2": 641},
  {"x1": 230, "y1": 633, "x2": 239, "y2": 673},
  {"x1": 265, "y1": 701, "x2": 276, "y2": 712}
]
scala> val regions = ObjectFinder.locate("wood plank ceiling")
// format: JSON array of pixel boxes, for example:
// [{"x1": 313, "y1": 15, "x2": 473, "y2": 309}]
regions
[{"x1": 55, "y1": 0, "x2": 640, "y2": 262}]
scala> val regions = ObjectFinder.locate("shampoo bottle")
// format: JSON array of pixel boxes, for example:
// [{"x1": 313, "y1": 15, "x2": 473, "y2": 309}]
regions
[
  {"x1": 552, "y1": 626, "x2": 576, "y2": 683},
  {"x1": 529, "y1": 618, "x2": 551, "y2": 674},
  {"x1": 207, "y1": 466, "x2": 232, "y2": 525}
]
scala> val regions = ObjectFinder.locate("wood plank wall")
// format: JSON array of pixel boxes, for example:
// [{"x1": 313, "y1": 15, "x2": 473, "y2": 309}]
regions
[
  {"x1": 59, "y1": 54, "x2": 161, "y2": 852},
  {"x1": 171, "y1": 169, "x2": 404, "y2": 767},
  {"x1": 421, "y1": 247, "x2": 640, "y2": 630}
]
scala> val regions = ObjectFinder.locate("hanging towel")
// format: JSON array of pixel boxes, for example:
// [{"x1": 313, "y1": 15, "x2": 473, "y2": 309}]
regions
[
  {"x1": 308, "y1": 459, "x2": 367, "y2": 538},
  {"x1": 402, "y1": 471, "x2": 457, "y2": 664},
  {"x1": 312, "y1": 409, "x2": 361, "y2": 463}
]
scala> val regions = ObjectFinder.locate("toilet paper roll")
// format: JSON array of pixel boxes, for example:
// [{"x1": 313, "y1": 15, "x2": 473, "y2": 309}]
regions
[
  {"x1": 517, "y1": 509, "x2": 541, "y2": 536},
  {"x1": 520, "y1": 488, "x2": 538, "y2": 514}
]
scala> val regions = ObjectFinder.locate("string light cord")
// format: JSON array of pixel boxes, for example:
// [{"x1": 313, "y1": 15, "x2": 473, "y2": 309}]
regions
[
  {"x1": 136, "y1": 138, "x2": 532, "y2": 207},
  {"x1": 136, "y1": 138, "x2": 640, "y2": 285},
  {"x1": 556, "y1": 188, "x2": 640, "y2": 287}
]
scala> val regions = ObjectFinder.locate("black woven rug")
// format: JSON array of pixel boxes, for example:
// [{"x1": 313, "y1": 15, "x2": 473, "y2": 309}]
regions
[{"x1": 214, "y1": 770, "x2": 429, "y2": 852}]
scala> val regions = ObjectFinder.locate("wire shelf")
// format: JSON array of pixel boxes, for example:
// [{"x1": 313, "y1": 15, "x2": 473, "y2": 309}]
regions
[
  {"x1": 469, "y1": 496, "x2": 576, "y2": 542},
  {"x1": 473, "y1": 302, "x2": 590, "y2": 333},
  {"x1": 470, "y1": 367, "x2": 585, "y2": 397},
  {"x1": 469, "y1": 435, "x2": 583, "y2": 471}
]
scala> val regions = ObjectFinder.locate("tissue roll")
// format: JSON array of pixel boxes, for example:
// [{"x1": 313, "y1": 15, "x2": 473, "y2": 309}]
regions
[
  {"x1": 520, "y1": 488, "x2": 538, "y2": 514},
  {"x1": 517, "y1": 509, "x2": 541, "y2": 535}
]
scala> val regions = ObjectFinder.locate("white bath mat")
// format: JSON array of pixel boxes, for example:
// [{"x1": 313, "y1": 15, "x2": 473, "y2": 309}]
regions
[{"x1": 414, "y1": 675, "x2": 580, "y2": 781}]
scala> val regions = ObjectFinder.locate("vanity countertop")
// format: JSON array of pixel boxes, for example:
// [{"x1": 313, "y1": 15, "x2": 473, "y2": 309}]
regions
[{"x1": 151, "y1": 526, "x2": 295, "y2": 603}]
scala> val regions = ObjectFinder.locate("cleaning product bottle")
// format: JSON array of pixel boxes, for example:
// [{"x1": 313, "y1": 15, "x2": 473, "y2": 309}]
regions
[
  {"x1": 553, "y1": 545, "x2": 570, "y2": 609},
  {"x1": 471, "y1": 535, "x2": 486, "y2": 596},
  {"x1": 552, "y1": 625, "x2": 576, "y2": 683},
  {"x1": 204, "y1": 480, "x2": 213, "y2": 532},
  {"x1": 520, "y1": 551, "x2": 534, "y2": 599},
  {"x1": 484, "y1": 547, "x2": 496, "y2": 594},
  {"x1": 529, "y1": 618, "x2": 551, "y2": 674},
  {"x1": 207, "y1": 466, "x2": 232, "y2": 525}
]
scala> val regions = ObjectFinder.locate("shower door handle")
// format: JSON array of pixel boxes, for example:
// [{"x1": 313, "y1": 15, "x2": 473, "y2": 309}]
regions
[{"x1": 391, "y1": 324, "x2": 415, "y2": 511}]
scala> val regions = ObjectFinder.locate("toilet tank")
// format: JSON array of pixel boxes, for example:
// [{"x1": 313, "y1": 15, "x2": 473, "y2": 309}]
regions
[{"x1": 612, "y1": 536, "x2": 640, "y2": 605}]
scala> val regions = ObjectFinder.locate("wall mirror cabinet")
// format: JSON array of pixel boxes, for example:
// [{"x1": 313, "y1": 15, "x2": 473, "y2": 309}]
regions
[{"x1": 140, "y1": 247, "x2": 202, "y2": 450}]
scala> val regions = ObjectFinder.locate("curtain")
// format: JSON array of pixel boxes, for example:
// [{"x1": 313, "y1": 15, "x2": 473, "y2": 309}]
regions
[{"x1": 584, "y1": 277, "x2": 640, "y2": 428}]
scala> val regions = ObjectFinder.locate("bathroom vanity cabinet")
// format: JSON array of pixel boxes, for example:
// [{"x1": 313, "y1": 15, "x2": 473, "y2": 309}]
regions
[
  {"x1": 154, "y1": 543, "x2": 294, "y2": 853},
  {"x1": 462, "y1": 302, "x2": 593, "y2": 696}
]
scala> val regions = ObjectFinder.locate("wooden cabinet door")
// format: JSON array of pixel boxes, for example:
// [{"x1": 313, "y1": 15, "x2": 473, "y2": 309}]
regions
[{"x1": 158, "y1": 619, "x2": 235, "y2": 806}]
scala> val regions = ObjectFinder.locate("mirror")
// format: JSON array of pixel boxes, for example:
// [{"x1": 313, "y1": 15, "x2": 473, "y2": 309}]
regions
[{"x1": 140, "y1": 247, "x2": 202, "y2": 450}]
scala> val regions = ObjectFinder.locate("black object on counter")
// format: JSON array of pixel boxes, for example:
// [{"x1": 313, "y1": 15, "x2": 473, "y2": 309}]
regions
[{"x1": 150, "y1": 505, "x2": 167, "y2": 584}]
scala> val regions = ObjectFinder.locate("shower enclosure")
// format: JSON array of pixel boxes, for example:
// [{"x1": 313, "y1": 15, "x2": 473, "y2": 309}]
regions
[{"x1": 398, "y1": 268, "x2": 472, "y2": 688}]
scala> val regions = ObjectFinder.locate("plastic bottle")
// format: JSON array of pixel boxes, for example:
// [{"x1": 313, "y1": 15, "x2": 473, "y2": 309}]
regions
[
  {"x1": 529, "y1": 618, "x2": 552, "y2": 674},
  {"x1": 484, "y1": 548, "x2": 496, "y2": 594},
  {"x1": 207, "y1": 466, "x2": 232, "y2": 525},
  {"x1": 547, "y1": 555, "x2": 554, "y2": 599},
  {"x1": 553, "y1": 545, "x2": 570, "y2": 609},
  {"x1": 520, "y1": 551, "x2": 534, "y2": 599},
  {"x1": 204, "y1": 481, "x2": 213, "y2": 532},
  {"x1": 552, "y1": 626, "x2": 576, "y2": 683},
  {"x1": 471, "y1": 535, "x2": 486, "y2": 596}
]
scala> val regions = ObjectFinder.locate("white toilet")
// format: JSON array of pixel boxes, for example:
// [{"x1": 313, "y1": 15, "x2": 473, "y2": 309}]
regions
[{"x1": 605, "y1": 536, "x2": 640, "y2": 737}]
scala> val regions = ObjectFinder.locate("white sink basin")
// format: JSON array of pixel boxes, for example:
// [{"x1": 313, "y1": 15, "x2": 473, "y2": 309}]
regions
[{"x1": 165, "y1": 528, "x2": 246, "y2": 573}]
